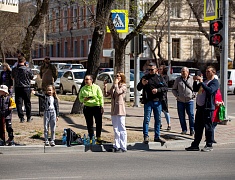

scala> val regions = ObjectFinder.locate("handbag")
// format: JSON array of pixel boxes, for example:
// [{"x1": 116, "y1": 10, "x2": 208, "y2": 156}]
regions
[{"x1": 218, "y1": 105, "x2": 226, "y2": 121}]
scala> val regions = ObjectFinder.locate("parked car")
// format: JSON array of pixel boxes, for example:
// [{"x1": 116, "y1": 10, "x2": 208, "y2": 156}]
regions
[
  {"x1": 60, "y1": 63, "x2": 84, "y2": 70},
  {"x1": 30, "y1": 69, "x2": 40, "y2": 88},
  {"x1": 60, "y1": 69, "x2": 87, "y2": 95},
  {"x1": 51, "y1": 62, "x2": 67, "y2": 70},
  {"x1": 96, "y1": 71, "x2": 141, "y2": 99},
  {"x1": 218, "y1": 69, "x2": 235, "y2": 94},
  {"x1": 34, "y1": 70, "x2": 64, "y2": 93},
  {"x1": 167, "y1": 66, "x2": 184, "y2": 87},
  {"x1": 130, "y1": 69, "x2": 145, "y2": 79},
  {"x1": 98, "y1": 68, "x2": 113, "y2": 74}
]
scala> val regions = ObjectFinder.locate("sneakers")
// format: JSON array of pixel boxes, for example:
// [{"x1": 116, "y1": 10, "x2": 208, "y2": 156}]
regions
[
  {"x1": 154, "y1": 137, "x2": 166, "y2": 146},
  {"x1": 27, "y1": 117, "x2": 33, "y2": 122},
  {"x1": 45, "y1": 141, "x2": 50, "y2": 146},
  {"x1": 201, "y1": 145, "x2": 213, "y2": 152},
  {"x1": 143, "y1": 136, "x2": 149, "y2": 144},
  {"x1": 50, "y1": 141, "x2": 55, "y2": 147},
  {"x1": 167, "y1": 126, "x2": 171, "y2": 131},
  {"x1": 20, "y1": 118, "x2": 25, "y2": 123},
  {"x1": 181, "y1": 131, "x2": 187, "y2": 135},
  {"x1": 6, "y1": 138, "x2": 14, "y2": 146},
  {"x1": 185, "y1": 146, "x2": 200, "y2": 151},
  {"x1": 96, "y1": 137, "x2": 102, "y2": 145},
  {"x1": 190, "y1": 130, "x2": 195, "y2": 136}
]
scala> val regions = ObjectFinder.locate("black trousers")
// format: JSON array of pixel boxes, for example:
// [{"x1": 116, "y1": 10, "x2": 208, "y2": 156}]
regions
[
  {"x1": 83, "y1": 106, "x2": 102, "y2": 138},
  {"x1": 0, "y1": 118, "x2": 14, "y2": 142},
  {"x1": 15, "y1": 87, "x2": 31, "y2": 119},
  {"x1": 191, "y1": 106, "x2": 213, "y2": 147}
]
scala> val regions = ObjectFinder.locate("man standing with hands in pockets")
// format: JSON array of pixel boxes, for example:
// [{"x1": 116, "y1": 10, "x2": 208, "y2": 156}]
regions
[{"x1": 137, "y1": 62, "x2": 168, "y2": 145}]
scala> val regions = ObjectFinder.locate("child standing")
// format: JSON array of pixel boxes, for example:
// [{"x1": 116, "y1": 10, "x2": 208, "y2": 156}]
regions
[
  {"x1": 32, "y1": 85, "x2": 59, "y2": 146},
  {"x1": 0, "y1": 85, "x2": 16, "y2": 146}
]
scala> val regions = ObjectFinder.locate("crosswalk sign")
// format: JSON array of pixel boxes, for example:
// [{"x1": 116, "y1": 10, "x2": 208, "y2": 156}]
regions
[
  {"x1": 107, "y1": 10, "x2": 128, "y2": 33},
  {"x1": 204, "y1": 0, "x2": 218, "y2": 21}
]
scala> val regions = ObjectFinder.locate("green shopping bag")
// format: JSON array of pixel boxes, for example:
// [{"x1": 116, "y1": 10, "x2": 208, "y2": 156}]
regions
[{"x1": 218, "y1": 105, "x2": 226, "y2": 121}]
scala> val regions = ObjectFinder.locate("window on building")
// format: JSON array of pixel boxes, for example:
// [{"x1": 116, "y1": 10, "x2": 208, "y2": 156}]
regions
[
  {"x1": 80, "y1": 39, "x2": 84, "y2": 57},
  {"x1": 80, "y1": 7, "x2": 84, "y2": 27},
  {"x1": 63, "y1": 10, "x2": 68, "y2": 26},
  {"x1": 64, "y1": 42, "x2": 68, "y2": 57},
  {"x1": 50, "y1": 44, "x2": 54, "y2": 57},
  {"x1": 74, "y1": 41, "x2": 78, "y2": 57},
  {"x1": 193, "y1": 39, "x2": 202, "y2": 60},
  {"x1": 171, "y1": 0, "x2": 181, "y2": 18},
  {"x1": 88, "y1": 39, "x2": 92, "y2": 54},
  {"x1": 56, "y1": 11, "x2": 60, "y2": 30},
  {"x1": 73, "y1": 8, "x2": 77, "y2": 23},
  {"x1": 56, "y1": 42, "x2": 60, "y2": 57},
  {"x1": 172, "y1": 38, "x2": 180, "y2": 59}
]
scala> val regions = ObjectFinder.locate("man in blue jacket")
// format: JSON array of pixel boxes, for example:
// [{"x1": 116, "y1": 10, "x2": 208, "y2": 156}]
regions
[{"x1": 185, "y1": 66, "x2": 219, "y2": 152}]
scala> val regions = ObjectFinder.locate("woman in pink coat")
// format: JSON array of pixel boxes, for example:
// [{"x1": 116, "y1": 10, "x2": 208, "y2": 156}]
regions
[{"x1": 104, "y1": 72, "x2": 127, "y2": 152}]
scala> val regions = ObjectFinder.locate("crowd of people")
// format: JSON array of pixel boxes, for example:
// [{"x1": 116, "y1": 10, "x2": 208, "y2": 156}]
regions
[{"x1": 0, "y1": 55, "x2": 223, "y2": 153}]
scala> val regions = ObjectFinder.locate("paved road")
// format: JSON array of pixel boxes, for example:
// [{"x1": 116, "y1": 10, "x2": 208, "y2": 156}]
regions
[{"x1": 1, "y1": 143, "x2": 235, "y2": 180}]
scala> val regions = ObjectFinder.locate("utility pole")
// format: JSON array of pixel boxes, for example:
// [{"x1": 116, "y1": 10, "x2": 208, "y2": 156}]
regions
[
  {"x1": 221, "y1": 0, "x2": 229, "y2": 118},
  {"x1": 133, "y1": 0, "x2": 140, "y2": 107},
  {"x1": 167, "y1": 0, "x2": 171, "y2": 75},
  {"x1": 43, "y1": 15, "x2": 47, "y2": 57}
]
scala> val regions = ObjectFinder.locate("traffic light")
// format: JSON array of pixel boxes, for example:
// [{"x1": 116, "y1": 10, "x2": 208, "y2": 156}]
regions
[{"x1": 209, "y1": 19, "x2": 223, "y2": 47}]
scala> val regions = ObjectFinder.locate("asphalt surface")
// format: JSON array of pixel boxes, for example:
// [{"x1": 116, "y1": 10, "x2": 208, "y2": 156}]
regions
[{"x1": 0, "y1": 94, "x2": 235, "y2": 154}]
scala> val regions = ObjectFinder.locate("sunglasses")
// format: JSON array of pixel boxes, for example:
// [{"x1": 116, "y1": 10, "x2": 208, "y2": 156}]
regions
[
  {"x1": 45, "y1": 58, "x2": 50, "y2": 60},
  {"x1": 85, "y1": 79, "x2": 91, "y2": 80},
  {"x1": 148, "y1": 69, "x2": 155, "y2": 71},
  {"x1": 116, "y1": 75, "x2": 121, "y2": 77}
]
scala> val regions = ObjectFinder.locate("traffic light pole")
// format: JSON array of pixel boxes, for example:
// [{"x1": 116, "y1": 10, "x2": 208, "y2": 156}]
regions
[{"x1": 221, "y1": 0, "x2": 229, "y2": 119}]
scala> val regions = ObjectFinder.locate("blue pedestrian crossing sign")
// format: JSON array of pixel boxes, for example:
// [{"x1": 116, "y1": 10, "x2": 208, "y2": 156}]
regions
[
  {"x1": 204, "y1": 0, "x2": 218, "y2": 21},
  {"x1": 107, "y1": 10, "x2": 128, "y2": 33}
]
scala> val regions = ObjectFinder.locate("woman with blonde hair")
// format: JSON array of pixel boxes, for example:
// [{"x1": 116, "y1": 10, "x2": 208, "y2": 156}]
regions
[
  {"x1": 104, "y1": 72, "x2": 127, "y2": 152},
  {"x1": 0, "y1": 63, "x2": 13, "y2": 94}
]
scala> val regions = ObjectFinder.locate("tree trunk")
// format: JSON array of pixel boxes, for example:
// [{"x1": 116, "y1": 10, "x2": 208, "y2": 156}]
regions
[
  {"x1": 21, "y1": 0, "x2": 49, "y2": 66},
  {"x1": 0, "y1": 42, "x2": 5, "y2": 63},
  {"x1": 71, "y1": 0, "x2": 115, "y2": 114}
]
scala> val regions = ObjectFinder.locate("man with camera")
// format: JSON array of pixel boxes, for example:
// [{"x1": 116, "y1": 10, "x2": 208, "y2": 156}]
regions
[
  {"x1": 185, "y1": 66, "x2": 219, "y2": 152},
  {"x1": 137, "y1": 62, "x2": 168, "y2": 145}
]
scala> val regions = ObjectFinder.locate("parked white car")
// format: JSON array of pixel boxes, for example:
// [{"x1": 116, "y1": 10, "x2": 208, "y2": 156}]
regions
[
  {"x1": 30, "y1": 69, "x2": 40, "y2": 88},
  {"x1": 60, "y1": 63, "x2": 84, "y2": 70},
  {"x1": 96, "y1": 71, "x2": 141, "y2": 99},
  {"x1": 60, "y1": 69, "x2": 87, "y2": 95},
  {"x1": 218, "y1": 69, "x2": 235, "y2": 94},
  {"x1": 51, "y1": 62, "x2": 66, "y2": 70},
  {"x1": 34, "y1": 70, "x2": 64, "y2": 93}
]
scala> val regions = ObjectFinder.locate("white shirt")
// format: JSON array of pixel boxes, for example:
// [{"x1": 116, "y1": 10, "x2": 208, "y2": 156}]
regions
[{"x1": 48, "y1": 96, "x2": 54, "y2": 110}]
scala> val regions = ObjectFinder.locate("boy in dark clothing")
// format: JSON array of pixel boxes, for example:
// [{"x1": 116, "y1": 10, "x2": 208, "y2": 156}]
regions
[{"x1": 0, "y1": 85, "x2": 16, "y2": 146}]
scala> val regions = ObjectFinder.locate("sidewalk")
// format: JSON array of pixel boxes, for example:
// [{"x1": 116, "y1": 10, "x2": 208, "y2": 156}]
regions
[{"x1": 0, "y1": 98, "x2": 235, "y2": 154}]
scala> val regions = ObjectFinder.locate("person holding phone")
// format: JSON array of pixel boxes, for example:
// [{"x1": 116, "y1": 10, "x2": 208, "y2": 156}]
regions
[
  {"x1": 79, "y1": 75, "x2": 104, "y2": 145},
  {"x1": 137, "y1": 62, "x2": 168, "y2": 145},
  {"x1": 104, "y1": 72, "x2": 127, "y2": 152}
]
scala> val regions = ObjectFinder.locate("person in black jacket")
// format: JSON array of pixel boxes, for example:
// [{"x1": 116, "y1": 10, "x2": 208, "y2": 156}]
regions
[
  {"x1": 137, "y1": 62, "x2": 168, "y2": 145},
  {"x1": 32, "y1": 85, "x2": 59, "y2": 146},
  {"x1": 12, "y1": 56, "x2": 34, "y2": 123},
  {"x1": 0, "y1": 63, "x2": 13, "y2": 94},
  {"x1": 185, "y1": 66, "x2": 219, "y2": 152},
  {"x1": 158, "y1": 65, "x2": 171, "y2": 130}
]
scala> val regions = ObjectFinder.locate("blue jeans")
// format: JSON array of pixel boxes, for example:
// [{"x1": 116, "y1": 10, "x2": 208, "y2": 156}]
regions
[
  {"x1": 143, "y1": 101, "x2": 162, "y2": 139},
  {"x1": 177, "y1": 101, "x2": 194, "y2": 132}
]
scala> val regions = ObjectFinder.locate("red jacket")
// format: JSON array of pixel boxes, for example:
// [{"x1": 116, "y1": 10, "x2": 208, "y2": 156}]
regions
[{"x1": 213, "y1": 89, "x2": 223, "y2": 122}]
